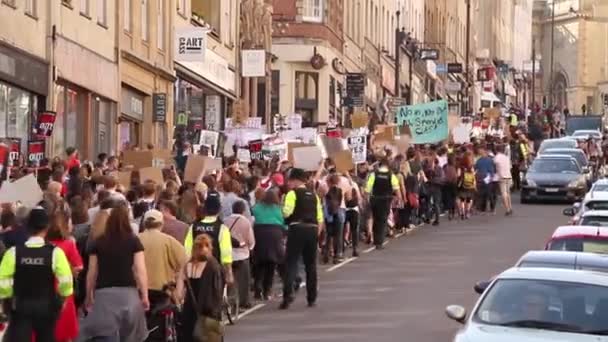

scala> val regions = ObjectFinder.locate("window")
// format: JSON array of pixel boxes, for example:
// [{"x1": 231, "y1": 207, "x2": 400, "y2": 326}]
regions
[
  {"x1": 97, "y1": 0, "x2": 107, "y2": 26},
  {"x1": 141, "y1": 0, "x2": 149, "y2": 41},
  {"x1": 157, "y1": 0, "x2": 164, "y2": 49},
  {"x1": 80, "y1": 0, "x2": 89, "y2": 16},
  {"x1": 61, "y1": 0, "x2": 72, "y2": 8},
  {"x1": 124, "y1": 0, "x2": 131, "y2": 31},
  {"x1": 25, "y1": 0, "x2": 36, "y2": 16},
  {"x1": 192, "y1": 0, "x2": 221, "y2": 35},
  {"x1": 0, "y1": 82, "x2": 34, "y2": 150},
  {"x1": 303, "y1": 0, "x2": 323, "y2": 23},
  {"x1": 93, "y1": 97, "x2": 113, "y2": 155},
  {"x1": 177, "y1": 0, "x2": 186, "y2": 16}
]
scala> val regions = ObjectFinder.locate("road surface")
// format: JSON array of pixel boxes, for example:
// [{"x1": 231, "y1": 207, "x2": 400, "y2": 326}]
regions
[{"x1": 226, "y1": 198, "x2": 565, "y2": 342}]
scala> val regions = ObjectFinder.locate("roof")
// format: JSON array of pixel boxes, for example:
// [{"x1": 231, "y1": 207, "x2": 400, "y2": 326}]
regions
[
  {"x1": 516, "y1": 251, "x2": 608, "y2": 273},
  {"x1": 581, "y1": 210, "x2": 608, "y2": 217},
  {"x1": 584, "y1": 190, "x2": 608, "y2": 201},
  {"x1": 537, "y1": 154, "x2": 577, "y2": 160},
  {"x1": 551, "y1": 225, "x2": 608, "y2": 238},
  {"x1": 543, "y1": 148, "x2": 584, "y2": 154},
  {"x1": 498, "y1": 267, "x2": 608, "y2": 286}
]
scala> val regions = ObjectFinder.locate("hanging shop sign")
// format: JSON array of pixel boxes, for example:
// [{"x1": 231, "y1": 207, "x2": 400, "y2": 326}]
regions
[
  {"x1": 35, "y1": 111, "x2": 57, "y2": 137},
  {"x1": 175, "y1": 27, "x2": 207, "y2": 62},
  {"x1": 27, "y1": 140, "x2": 46, "y2": 165},
  {"x1": 152, "y1": 93, "x2": 167, "y2": 123}
]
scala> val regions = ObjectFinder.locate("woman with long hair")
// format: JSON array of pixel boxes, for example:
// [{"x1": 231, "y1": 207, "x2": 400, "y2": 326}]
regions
[
  {"x1": 178, "y1": 188, "x2": 200, "y2": 225},
  {"x1": 80, "y1": 202, "x2": 148, "y2": 341},
  {"x1": 47, "y1": 199, "x2": 83, "y2": 342},
  {"x1": 251, "y1": 189, "x2": 286, "y2": 300},
  {"x1": 176, "y1": 234, "x2": 224, "y2": 342}
]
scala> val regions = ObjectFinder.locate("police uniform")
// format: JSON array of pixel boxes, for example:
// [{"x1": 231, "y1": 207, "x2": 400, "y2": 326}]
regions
[
  {"x1": 282, "y1": 173, "x2": 324, "y2": 308},
  {"x1": 0, "y1": 208, "x2": 73, "y2": 342},
  {"x1": 184, "y1": 217, "x2": 233, "y2": 266},
  {"x1": 365, "y1": 166, "x2": 400, "y2": 248}
]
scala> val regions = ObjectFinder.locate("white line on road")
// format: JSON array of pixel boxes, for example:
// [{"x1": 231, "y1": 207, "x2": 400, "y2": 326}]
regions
[
  {"x1": 363, "y1": 246, "x2": 375, "y2": 254},
  {"x1": 238, "y1": 303, "x2": 266, "y2": 320},
  {"x1": 394, "y1": 232, "x2": 405, "y2": 238},
  {"x1": 326, "y1": 257, "x2": 357, "y2": 272}
]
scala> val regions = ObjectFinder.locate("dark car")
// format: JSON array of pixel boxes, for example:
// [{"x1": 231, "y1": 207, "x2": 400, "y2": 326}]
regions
[
  {"x1": 521, "y1": 155, "x2": 588, "y2": 203},
  {"x1": 541, "y1": 148, "x2": 594, "y2": 186}
]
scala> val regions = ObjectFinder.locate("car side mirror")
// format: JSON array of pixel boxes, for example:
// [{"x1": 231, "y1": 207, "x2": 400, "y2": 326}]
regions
[
  {"x1": 583, "y1": 167, "x2": 591, "y2": 174},
  {"x1": 474, "y1": 281, "x2": 490, "y2": 295},
  {"x1": 563, "y1": 208, "x2": 575, "y2": 216},
  {"x1": 445, "y1": 305, "x2": 467, "y2": 324},
  {"x1": 573, "y1": 202, "x2": 581, "y2": 210}
]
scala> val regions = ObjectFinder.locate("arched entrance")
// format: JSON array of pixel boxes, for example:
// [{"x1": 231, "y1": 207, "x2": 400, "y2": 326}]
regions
[{"x1": 552, "y1": 72, "x2": 568, "y2": 110}]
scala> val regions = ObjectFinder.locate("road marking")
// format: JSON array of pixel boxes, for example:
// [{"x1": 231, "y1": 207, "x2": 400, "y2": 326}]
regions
[
  {"x1": 238, "y1": 303, "x2": 266, "y2": 320},
  {"x1": 363, "y1": 246, "x2": 375, "y2": 254},
  {"x1": 382, "y1": 240, "x2": 389, "y2": 246},
  {"x1": 326, "y1": 257, "x2": 357, "y2": 272},
  {"x1": 394, "y1": 232, "x2": 405, "y2": 238}
]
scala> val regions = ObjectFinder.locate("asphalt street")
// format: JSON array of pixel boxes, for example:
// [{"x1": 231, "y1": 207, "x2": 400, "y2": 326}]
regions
[{"x1": 225, "y1": 197, "x2": 565, "y2": 342}]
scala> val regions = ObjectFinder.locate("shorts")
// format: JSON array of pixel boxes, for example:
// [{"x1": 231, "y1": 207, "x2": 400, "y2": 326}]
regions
[
  {"x1": 459, "y1": 189, "x2": 475, "y2": 202},
  {"x1": 499, "y1": 178, "x2": 512, "y2": 197}
]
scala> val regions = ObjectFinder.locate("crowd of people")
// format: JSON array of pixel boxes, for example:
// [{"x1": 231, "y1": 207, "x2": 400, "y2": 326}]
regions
[{"x1": 0, "y1": 127, "x2": 541, "y2": 341}]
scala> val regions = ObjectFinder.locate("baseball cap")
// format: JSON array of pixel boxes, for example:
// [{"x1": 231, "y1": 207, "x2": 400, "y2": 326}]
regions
[
  {"x1": 143, "y1": 209, "x2": 164, "y2": 225},
  {"x1": 271, "y1": 173, "x2": 284, "y2": 187}
]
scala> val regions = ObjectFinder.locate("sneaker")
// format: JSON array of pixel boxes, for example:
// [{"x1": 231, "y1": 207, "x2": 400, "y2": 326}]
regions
[
  {"x1": 307, "y1": 301, "x2": 316, "y2": 308},
  {"x1": 432, "y1": 220, "x2": 440, "y2": 226},
  {"x1": 279, "y1": 298, "x2": 293, "y2": 310},
  {"x1": 352, "y1": 250, "x2": 359, "y2": 257}
]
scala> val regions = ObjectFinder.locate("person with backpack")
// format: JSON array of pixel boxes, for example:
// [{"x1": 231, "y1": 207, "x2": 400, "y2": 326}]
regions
[
  {"x1": 322, "y1": 174, "x2": 345, "y2": 264},
  {"x1": 426, "y1": 156, "x2": 444, "y2": 226},
  {"x1": 365, "y1": 158, "x2": 401, "y2": 249},
  {"x1": 458, "y1": 156, "x2": 477, "y2": 219}
]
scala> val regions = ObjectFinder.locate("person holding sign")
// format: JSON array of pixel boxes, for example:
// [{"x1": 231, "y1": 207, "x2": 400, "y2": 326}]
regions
[
  {"x1": 365, "y1": 158, "x2": 401, "y2": 249},
  {"x1": 280, "y1": 168, "x2": 324, "y2": 310}
]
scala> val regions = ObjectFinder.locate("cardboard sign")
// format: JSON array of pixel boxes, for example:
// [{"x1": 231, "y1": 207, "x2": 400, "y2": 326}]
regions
[
  {"x1": 374, "y1": 126, "x2": 395, "y2": 143},
  {"x1": 287, "y1": 142, "x2": 315, "y2": 164},
  {"x1": 333, "y1": 150, "x2": 355, "y2": 173},
  {"x1": 3, "y1": 174, "x2": 43, "y2": 207},
  {"x1": 184, "y1": 155, "x2": 207, "y2": 183},
  {"x1": 110, "y1": 171, "x2": 133, "y2": 189},
  {"x1": 292, "y1": 146, "x2": 323, "y2": 171},
  {"x1": 484, "y1": 107, "x2": 501, "y2": 120},
  {"x1": 6, "y1": 138, "x2": 21, "y2": 164},
  {"x1": 237, "y1": 148, "x2": 251, "y2": 163},
  {"x1": 347, "y1": 135, "x2": 367, "y2": 164},
  {"x1": 123, "y1": 150, "x2": 169, "y2": 169},
  {"x1": 351, "y1": 111, "x2": 369, "y2": 129},
  {"x1": 205, "y1": 158, "x2": 223, "y2": 173},
  {"x1": 35, "y1": 111, "x2": 57, "y2": 137},
  {"x1": 27, "y1": 140, "x2": 46, "y2": 165},
  {"x1": 139, "y1": 167, "x2": 164, "y2": 185}
]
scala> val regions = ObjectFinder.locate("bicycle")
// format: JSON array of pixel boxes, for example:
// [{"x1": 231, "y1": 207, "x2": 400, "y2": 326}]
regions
[
  {"x1": 146, "y1": 282, "x2": 178, "y2": 342},
  {"x1": 223, "y1": 283, "x2": 240, "y2": 325}
]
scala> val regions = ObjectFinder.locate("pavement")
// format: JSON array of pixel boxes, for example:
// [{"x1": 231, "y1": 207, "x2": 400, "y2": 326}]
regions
[{"x1": 225, "y1": 197, "x2": 566, "y2": 342}]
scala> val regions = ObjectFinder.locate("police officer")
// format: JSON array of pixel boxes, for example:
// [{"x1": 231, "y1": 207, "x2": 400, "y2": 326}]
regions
[
  {"x1": 365, "y1": 158, "x2": 400, "y2": 249},
  {"x1": 0, "y1": 206, "x2": 73, "y2": 342},
  {"x1": 280, "y1": 168, "x2": 324, "y2": 310},
  {"x1": 184, "y1": 193, "x2": 234, "y2": 284}
]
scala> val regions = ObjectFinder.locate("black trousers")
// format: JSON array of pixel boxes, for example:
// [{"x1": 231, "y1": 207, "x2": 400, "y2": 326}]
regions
[
  {"x1": 511, "y1": 164, "x2": 521, "y2": 190},
  {"x1": 371, "y1": 197, "x2": 391, "y2": 247},
  {"x1": 254, "y1": 260, "x2": 276, "y2": 297},
  {"x1": 283, "y1": 224, "x2": 318, "y2": 304},
  {"x1": 6, "y1": 312, "x2": 58, "y2": 342},
  {"x1": 345, "y1": 209, "x2": 360, "y2": 251},
  {"x1": 233, "y1": 259, "x2": 251, "y2": 306},
  {"x1": 429, "y1": 185, "x2": 442, "y2": 223}
]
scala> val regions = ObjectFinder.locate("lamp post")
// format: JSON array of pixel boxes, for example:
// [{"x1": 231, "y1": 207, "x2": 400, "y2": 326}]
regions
[
  {"x1": 549, "y1": 0, "x2": 556, "y2": 108},
  {"x1": 464, "y1": 0, "x2": 471, "y2": 115},
  {"x1": 394, "y1": 11, "x2": 403, "y2": 98}
]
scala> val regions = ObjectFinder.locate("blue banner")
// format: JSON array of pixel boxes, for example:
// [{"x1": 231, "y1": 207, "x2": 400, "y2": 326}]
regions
[{"x1": 396, "y1": 100, "x2": 449, "y2": 144}]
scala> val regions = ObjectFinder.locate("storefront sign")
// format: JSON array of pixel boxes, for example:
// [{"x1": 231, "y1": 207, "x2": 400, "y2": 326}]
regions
[
  {"x1": 35, "y1": 111, "x2": 57, "y2": 137},
  {"x1": 175, "y1": 27, "x2": 207, "y2": 62},
  {"x1": 152, "y1": 93, "x2": 167, "y2": 122},
  {"x1": 178, "y1": 49, "x2": 236, "y2": 94},
  {"x1": 6, "y1": 138, "x2": 21, "y2": 163},
  {"x1": 396, "y1": 100, "x2": 449, "y2": 144},
  {"x1": 241, "y1": 50, "x2": 266, "y2": 77},
  {"x1": 347, "y1": 135, "x2": 367, "y2": 164},
  {"x1": 27, "y1": 140, "x2": 46, "y2": 165},
  {"x1": 204, "y1": 95, "x2": 221, "y2": 130},
  {"x1": 121, "y1": 87, "x2": 144, "y2": 121},
  {"x1": 248, "y1": 139, "x2": 263, "y2": 160},
  {"x1": 445, "y1": 81, "x2": 462, "y2": 92}
]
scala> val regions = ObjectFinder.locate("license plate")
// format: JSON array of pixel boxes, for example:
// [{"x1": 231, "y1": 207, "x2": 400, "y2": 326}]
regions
[{"x1": 544, "y1": 188, "x2": 559, "y2": 193}]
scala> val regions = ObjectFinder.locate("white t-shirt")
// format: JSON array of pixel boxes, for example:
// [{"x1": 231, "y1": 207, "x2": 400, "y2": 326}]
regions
[{"x1": 494, "y1": 153, "x2": 512, "y2": 179}]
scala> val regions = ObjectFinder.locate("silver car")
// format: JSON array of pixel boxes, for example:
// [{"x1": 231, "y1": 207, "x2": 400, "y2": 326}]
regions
[{"x1": 447, "y1": 267, "x2": 608, "y2": 341}]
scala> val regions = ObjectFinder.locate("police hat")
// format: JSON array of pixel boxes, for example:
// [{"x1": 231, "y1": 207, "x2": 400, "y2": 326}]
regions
[
  {"x1": 204, "y1": 192, "x2": 222, "y2": 214},
  {"x1": 288, "y1": 168, "x2": 307, "y2": 182},
  {"x1": 27, "y1": 206, "x2": 50, "y2": 232}
]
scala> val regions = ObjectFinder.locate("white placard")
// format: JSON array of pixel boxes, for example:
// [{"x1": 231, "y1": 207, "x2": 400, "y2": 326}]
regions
[
  {"x1": 347, "y1": 135, "x2": 367, "y2": 164},
  {"x1": 453, "y1": 124, "x2": 472, "y2": 144},
  {"x1": 205, "y1": 95, "x2": 221, "y2": 130},
  {"x1": 293, "y1": 146, "x2": 323, "y2": 171},
  {"x1": 242, "y1": 50, "x2": 266, "y2": 77},
  {"x1": 237, "y1": 148, "x2": 251, "y2": 163},
  {"x1": 175, "y1": 27, "x2": 207, "y2": 62},
  {"x1": 288, "y1": 114, "x2": 303, "y2": 130}
]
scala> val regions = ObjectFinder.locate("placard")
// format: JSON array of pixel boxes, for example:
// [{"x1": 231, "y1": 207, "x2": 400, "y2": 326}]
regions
[
  {"x1": 139, "y1": 167, "x2": 164, "y2": 185},
  {"x1": 237, "y1": 148, "x2": 251, "y2": 163},
  {"x1": 6, "y1": 138, "x2": 21, "y2": 164},
  {"x1": 248, "y1": 139, "x2": 263, "y2": 160},
  {"x1": 27, "y1": 140, "x2": 46, "y2": 165},
  {"x1": 374, "y1": 125, "x2": 395, "y2": 143},
  {"x1": 112, "y1": 171, "x2": 133, "y2": 189},
  {"x1": 205, "y1": 158, "x2": 223, "y2": 173},
  {"x1": 35, "y1": 111, "x2": 57, "y2": 137},
  {"x1": 453, "y1": 124, "x2": 472, "y2": 144},
  {"x1": 184, "y1": 155, "x2": 207, "y2": 183},
  {"x1": 0, "y1": 145, "x2": 8, "y2": 174},
  {"x1": 262, "y1": 142, "x2": 287, "y2": 161},
  {"x1": 333, "y1": 150, "x2": 355, "y2": 173},
  {"x1": 292, "y1": 146, "x2": 323, "y2": 171},
  {"x1": 396, "y1": 100, "x2": 449, "y2": 144},
  {"x1": 351, "y1": 111, "x2": 369, "y2": 129},
  {"x1": 347, "y1": 135, "x2": 367, "y2": 164},
  {"x1": 287, "y1": 142, "x2": 315, "y2": 164},
  {"x1": 5, "y1": 174, "x2": 43, "y2": 207},
  {"x1": 320, "y1": 136, "x2": 345, "y2": 158},
  {"x1": 242, "y1": 50, "x2": 266, "y2": 77}
]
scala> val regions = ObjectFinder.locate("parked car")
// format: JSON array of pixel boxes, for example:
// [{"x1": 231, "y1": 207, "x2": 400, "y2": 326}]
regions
[
  {"x1": 563, "y1": 187, "x2": 608, "y2": 224},
  {"x1": 448, "y1": 267, "x2": 608, "y2": 341},
  {"x1": 521, "y1": 155, "x2": 588, "y2": 203},
  {"x1": 545, "y1": 225, "x2": 608, "y2": 254},
  {"x1": 537, "y1": 138, "x2": 578, "y2": 154},
  {"x1": 541, "y1": 148, "x2": 594, "y2": 186},
  {"x1": 578, "y1": 210, "x2": 608, "y2": 227},
  {"x1": 572, "y1": 129, "x2": 602, "y2": 141}
]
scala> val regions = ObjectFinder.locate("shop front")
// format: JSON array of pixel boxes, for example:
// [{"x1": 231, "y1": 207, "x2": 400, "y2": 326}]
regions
[{"x1": 0, "y1": 42, "x2": 48, "y2": 154}]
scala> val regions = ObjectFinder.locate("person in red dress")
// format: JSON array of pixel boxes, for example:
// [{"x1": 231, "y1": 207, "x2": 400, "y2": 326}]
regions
[{"x1": 46, "y1": 198, "x2": 83, "y2": 341}]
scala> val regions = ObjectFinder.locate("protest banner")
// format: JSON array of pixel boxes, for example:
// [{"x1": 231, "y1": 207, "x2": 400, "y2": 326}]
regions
[
  {"x1": 248, "y1": 139, "x2": 263, "y2": 160},
  {"x1": 333, "y1": 150, "x2": 355, "y2": 173},
  {"x1": 292, "y1": 146, "x2": 323, "y2": 171},
  {"x1": 184, "y1": 155, "x2": 207, "y2": 183},
  {"x1": 374, "y1": 125, "x2": 396, "y2": 142},
  {"x1": 199, "y1": 130, "x2": 220, "y2": 156},
  {"x1": 5, "y1": 174, "x2": 43, "y2": 207},
  {"x1": 27, "y1": 140, "x2": 46, "y2": 165},
  {"x1": 320, "y1": 135, "x2": 345, "y2": 158},
  {"x1": 262, "y1": 142, "x2": 287, "y2": 161},
  {"x1": 453, "y1": 123, "x2": 472, "y2": 143},
  {"x1": 351, "y1": 111, "x2": 369, "y2": 129},
  {"x1": 35, "y1": 111, "x2": 57, "y2": 137},
  {"x1": 139, "y1": 167, "x2": 164, "y2": 185},
  {"x1": 204, "y1": 158, "x2": 223, "y2": 173},
  {"x1": 5, "y1": 138, "x2": 21, "y2": 164},
  {"x1": 347, "y1": 135, "x2": 367, "y2": 164},
  {"x1": 110, "y1": 171, "x2": 133, "y2": 189},
  {"x1": 123, "y1": 150, "x2": 169, "y2": 169},
  {"x1": 396, "y1": 100, "x2": 448, "y2": 144}
]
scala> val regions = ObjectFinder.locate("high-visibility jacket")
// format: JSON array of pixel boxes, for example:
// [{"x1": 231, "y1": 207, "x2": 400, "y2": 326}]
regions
[{"x1": 184, "y1": 216, "x2": 233, "y2": 265}]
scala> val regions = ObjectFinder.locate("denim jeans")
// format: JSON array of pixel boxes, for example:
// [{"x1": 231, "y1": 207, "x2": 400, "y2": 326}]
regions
[{"x1": 324, "y1": 208, "x2": 345, "y2": 259}]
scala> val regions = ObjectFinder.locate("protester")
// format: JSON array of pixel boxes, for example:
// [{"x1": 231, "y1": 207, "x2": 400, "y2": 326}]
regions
[
  {"x1": 159, "y1": 199, "x2": 189, "y2": 244},
  {"x1": 224, "y1": 201, "x2": 255, "y2": 309},
  {"x1": 494, "y1": 144, "x2": 514, "y2": 216}
]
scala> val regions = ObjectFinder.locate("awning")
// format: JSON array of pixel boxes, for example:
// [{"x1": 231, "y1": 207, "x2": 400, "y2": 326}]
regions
[{"x1": 481, "y1": 91, "x2": 502, "y2": 103}]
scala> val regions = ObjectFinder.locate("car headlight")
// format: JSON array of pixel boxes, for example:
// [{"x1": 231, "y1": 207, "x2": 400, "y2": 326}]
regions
[
  {"x1": 526, "y1": 179, "x2": 537, "y2": 187},
  {"x1": 568, "y1": 180, "x2": 584, "y2": 188}
]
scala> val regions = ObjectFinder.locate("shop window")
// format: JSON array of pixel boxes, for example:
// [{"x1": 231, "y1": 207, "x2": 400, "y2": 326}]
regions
[
  {"x1": 54, "y1": 84, "x2": 85, "y2": 157},
  {"x1": 192, "y1": 0, "x2": 221, "y2": 36},
  {"x1": 0, "y1": 82, "x2": 39, "y2": 154},
  {"x1": 93, "y1": 96, "x2": 114, "y2": 156},
  {"x1": 294, "y1": 71, "x2": 318, "y2": 126},
  {"x1": 303, "y1": 0, "x2": 324, "y2": 23},
  {"x1": 119, "y1": 120, "x2": 140, "y2": 151}
]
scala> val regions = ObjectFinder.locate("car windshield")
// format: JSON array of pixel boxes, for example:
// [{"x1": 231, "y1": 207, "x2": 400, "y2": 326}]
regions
[
  {"x1": 548, "y1": 238, "x2": 608, "y2": 254},
  {"x1": 474, "y1": 278, "x2": 608, "y2": 334},
  {"x1": 585, "y1": 201, "x2": 608, "y2": 210},
  {"x1": 580, "y1": 216, "x2": 608, "y2": 227},
  {"x1": 529, "y1": 159, "x2": 580, "y2": 174},
  {"x1": 544, "y1": 150, "x2": 588, "y2": 167},
  {"x1": 539, "y1": 140, "x2": 577, "y2": 152},
  {"x1": 592, "y1": 185, "x2": 608, "y2": 192}
]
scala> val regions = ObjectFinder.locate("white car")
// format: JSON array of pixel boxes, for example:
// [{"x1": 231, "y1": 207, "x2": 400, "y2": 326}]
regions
[
  {"x1": 564, "y1": 180, "x2": 608, "y2": 224},
  {"x1": 572, "y1": 130, "x2": 602, "y2": 141},
  {"x1": 447, "y1": 267, "x2": 608, "y2": 341}
]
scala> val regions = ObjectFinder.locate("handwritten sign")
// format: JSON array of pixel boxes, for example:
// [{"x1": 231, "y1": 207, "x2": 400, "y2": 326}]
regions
[
  {"x1": 396, "y1": 100, "x2": 448, "y2": 144},
  {"x1": 347, "y1": 135, "x2": 367, "y2": 164}
]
